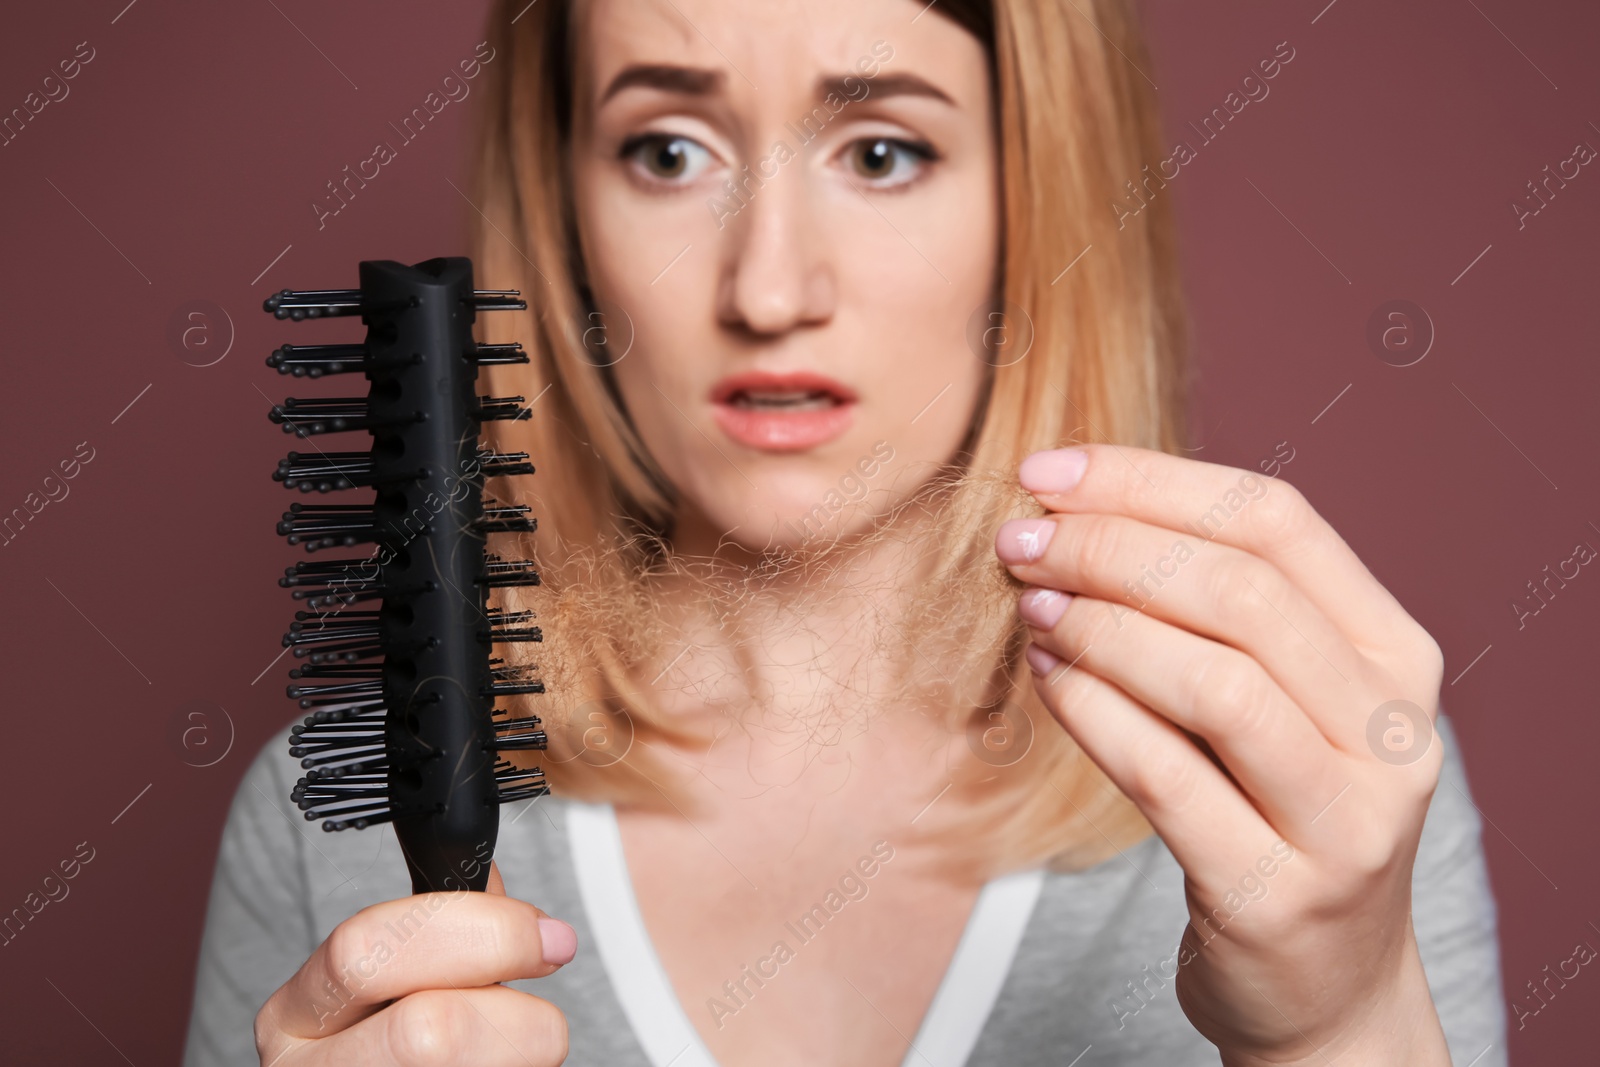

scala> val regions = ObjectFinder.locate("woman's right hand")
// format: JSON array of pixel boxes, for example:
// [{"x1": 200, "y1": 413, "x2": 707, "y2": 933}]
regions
[{"x1": 254, "y1": 862, "x2": 575, "y2": 1065}]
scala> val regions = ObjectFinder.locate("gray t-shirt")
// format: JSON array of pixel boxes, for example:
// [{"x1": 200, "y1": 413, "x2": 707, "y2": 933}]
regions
[{"x1": 182, "y1": 714, "x2": 1506, "y2": 1066}]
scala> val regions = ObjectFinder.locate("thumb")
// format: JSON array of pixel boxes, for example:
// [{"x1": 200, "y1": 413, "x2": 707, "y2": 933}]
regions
[{"x1": 485, "y1": 858, "x2": 507, "y2": 896}]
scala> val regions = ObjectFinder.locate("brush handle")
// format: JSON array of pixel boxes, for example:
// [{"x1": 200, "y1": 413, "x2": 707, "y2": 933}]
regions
[{"x1": 364, "y1": 259, "x2": 500, "y2": 894}]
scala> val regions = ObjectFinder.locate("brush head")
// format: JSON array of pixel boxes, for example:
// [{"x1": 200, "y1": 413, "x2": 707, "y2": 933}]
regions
[{"x1": 267, "y1": 257, "x2": 547, "y2": 893}]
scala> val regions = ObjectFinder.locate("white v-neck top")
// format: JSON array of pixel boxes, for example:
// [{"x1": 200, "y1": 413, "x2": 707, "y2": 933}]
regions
[
  {"x1": 184, "y1": 715, "x2": 1506, "y2": 1067},
  {"x1": 565, "y1": 800, "x2": 1046, "y2": 1067}
]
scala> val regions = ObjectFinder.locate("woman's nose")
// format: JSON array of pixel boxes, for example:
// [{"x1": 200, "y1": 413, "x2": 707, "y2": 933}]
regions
[{"x1": 715, "y1": 172, "x2": 836, "y2": 335}]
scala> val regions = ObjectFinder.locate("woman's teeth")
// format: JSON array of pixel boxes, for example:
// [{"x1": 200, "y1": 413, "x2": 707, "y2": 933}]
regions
[{"x1": 731, "y1": 391, "x2": 837, "y2": 411}]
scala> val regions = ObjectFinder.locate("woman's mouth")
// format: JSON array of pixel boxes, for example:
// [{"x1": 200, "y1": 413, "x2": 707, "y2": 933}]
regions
[
  {"x1": 710, "y1": 371, "x2": 857, "y2": 452},
  {"x1": 727, "y1": 390, "x2": 837, "y2": 412}
]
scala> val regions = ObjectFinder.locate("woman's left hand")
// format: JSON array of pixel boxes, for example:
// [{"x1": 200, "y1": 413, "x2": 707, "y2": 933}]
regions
[{"x1": 994, "y1": 444, "x2": 1451, "y2": 1067}]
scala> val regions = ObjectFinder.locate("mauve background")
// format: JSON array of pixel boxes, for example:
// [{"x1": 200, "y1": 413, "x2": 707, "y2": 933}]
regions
[{"x1": 1, "y1": 0, "x2": 1595, "y2": 1062}]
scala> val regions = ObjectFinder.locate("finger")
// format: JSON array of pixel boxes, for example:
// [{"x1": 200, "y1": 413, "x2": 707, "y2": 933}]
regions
[
  {"x1": 285, "y1": 984, "x2": 569, "y2": 1067},
  {"x1": 1021, "y1": 588, "x2": 1351, "y2": 832},
  {"x1": 1014, "y1": 444, "x2": 1431, "y2": 662},
  {"x1": 1026, "y1": 641, "x2": 1275, "y2": 884},
  {"x1": 263, "y1": 893, "x2": 578, "y2": 1041},
  {"x1": 998, "y1": 511, "x2": 1372, "y2": 748},
  {"x1": 486, "y1": 861, "x2": 505, "y2": 897}
]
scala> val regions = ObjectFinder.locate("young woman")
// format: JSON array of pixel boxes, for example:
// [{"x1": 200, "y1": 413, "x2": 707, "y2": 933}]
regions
[{"x1": 185, "y1": 0, "x2": 1506, "y2": 1064}]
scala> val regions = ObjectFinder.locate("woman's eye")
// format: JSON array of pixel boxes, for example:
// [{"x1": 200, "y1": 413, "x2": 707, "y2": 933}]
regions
[
  {"x1": 622, "y1": 133, "x2": 714, "y2": 183},
  {"x1": 844, "y1": 137, "x2": 935, "y2": 187}
]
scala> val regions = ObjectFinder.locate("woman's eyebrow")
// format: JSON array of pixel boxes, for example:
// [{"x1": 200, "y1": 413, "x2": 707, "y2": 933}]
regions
[
  {"x1": 815, "y1": 72, "x2": 954, "y2": 107},
  {"x1": 598, "y1": 64, "x2": 956, "y2": 108},
  {"x1": 600, "y1": 64, "x2": 723, "y2": 104}
]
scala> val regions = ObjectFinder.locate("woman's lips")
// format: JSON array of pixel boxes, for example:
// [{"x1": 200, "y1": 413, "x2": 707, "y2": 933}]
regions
[
  {"x1": 712, "y1": 399, "x2": 855, "y2": 452},
  {"x1": 709, "y1": 370, "x2": 857, "y2": 452}
]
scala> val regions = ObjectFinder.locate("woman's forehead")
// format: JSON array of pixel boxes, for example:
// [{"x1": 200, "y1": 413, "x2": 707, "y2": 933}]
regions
[{"x1": 573, "y1": 0, "x2": 987, "y2": 117}]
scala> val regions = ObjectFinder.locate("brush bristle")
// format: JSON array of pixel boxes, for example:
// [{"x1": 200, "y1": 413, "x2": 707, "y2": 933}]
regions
[{"x1": 267, "y1": 259, "x2": 547, "y2": 883}]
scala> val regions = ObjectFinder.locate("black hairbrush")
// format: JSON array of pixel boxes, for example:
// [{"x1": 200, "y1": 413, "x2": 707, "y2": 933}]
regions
[{"x1": 265, "y1": 256, "x2": 549, "y2": 894}]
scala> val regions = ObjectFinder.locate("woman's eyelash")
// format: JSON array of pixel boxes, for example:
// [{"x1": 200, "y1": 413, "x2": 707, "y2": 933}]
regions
[
  {"x1": 868, "y1": 138, "x2": 939, "y2": 162},
  {"x1": 845, "y1": 137, "x2": 940, "y2": 190},
  {"x1": 617, "y1": 132, "x2": 690, "y2": 163},
  {"x1": 618, "y1": 133, "x2": 717, "y2": 185}
]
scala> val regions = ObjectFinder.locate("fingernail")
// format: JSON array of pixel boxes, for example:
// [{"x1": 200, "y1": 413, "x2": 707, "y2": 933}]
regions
[
  {"x1": 996, "y1": 519, "x2": 1055, "y2": 564},
  {"x1": 539, "y1": 917, "x2": 577, "y2": 965},
  {"x1": 1019, "y1": 448, "x2": 1088, "y2": 494},
  {"x1": 1018, "y1": 587, "x2": 1072, "y2": 629},
  {"x1": 1025, "y1": 643, "x2": 1063, "y2": 677}
]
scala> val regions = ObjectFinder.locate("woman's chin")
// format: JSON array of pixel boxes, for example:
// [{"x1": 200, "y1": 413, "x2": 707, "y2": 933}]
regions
[{"x1": 673, "y1": 497, "x2": 888, "y2": 557}]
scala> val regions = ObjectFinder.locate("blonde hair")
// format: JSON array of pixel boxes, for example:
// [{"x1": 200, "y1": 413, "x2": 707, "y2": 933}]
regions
[{"x1": 468, "y1": 0, "x2": 1189, "y2": 878}]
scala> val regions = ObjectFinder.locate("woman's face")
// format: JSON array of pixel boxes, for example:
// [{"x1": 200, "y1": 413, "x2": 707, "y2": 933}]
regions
[{"x1": 569, "y1": 0, "x2": 997, "y2": 554}]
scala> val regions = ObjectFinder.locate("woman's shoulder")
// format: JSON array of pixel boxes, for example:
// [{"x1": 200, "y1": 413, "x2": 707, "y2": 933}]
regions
[
  {"x1": 978, "y1": 711, "x2": 1503, "y2": 1065},
  {"x1": 1025, "y1": 709, "x2": 1490, "y2": 896},
  {"x1": 1016, "y1": 710, "x2": 1498, "y2": 963}
]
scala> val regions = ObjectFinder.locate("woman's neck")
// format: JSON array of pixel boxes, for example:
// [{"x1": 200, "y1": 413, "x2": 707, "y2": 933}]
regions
[{"x1": 627, "y1": 497, "x2": 974, "y2": 843}]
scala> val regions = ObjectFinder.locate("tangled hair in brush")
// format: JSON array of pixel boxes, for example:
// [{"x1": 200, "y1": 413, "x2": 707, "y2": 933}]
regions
[{"x1": 465, "y1": 0, "x2": 1190, "y2": 878}]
